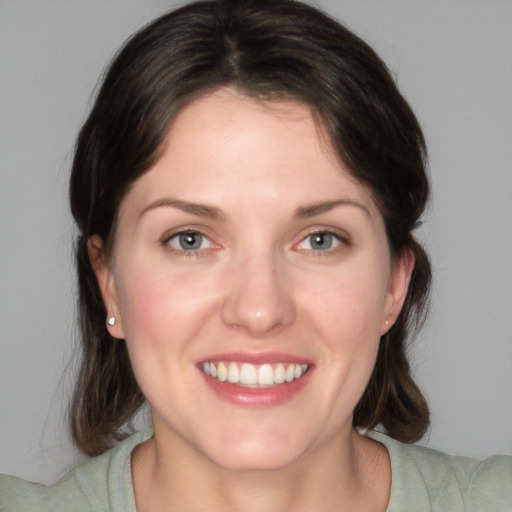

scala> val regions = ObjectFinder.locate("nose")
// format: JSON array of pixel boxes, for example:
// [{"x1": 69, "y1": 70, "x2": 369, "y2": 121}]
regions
[{"x1": 220, "y1": 250, "x2": 296, "y2": 337}]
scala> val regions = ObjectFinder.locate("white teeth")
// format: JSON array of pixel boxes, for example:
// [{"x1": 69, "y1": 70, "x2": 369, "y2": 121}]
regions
[
  {"x1": 201, "y1": 362, "x2": 309, "y2": 387},
  {"x1": 227, "y1": 362, "x2": 239, "y2": 383},
  {"x1": 217, "y1": 362, "x2": 228, "y2": 381},
  {"x1": 240, "y1": 363, "x2": 257, "y2": 385},
  {"x1": 275, "y1": 363, "x2": 286, "y2": 384},
  {"x1": 285, "y1": 364, "x2": 295, "y2": 382},
  {"x1": 258, "y1": 364, "x2": 274, "y2": 386}
]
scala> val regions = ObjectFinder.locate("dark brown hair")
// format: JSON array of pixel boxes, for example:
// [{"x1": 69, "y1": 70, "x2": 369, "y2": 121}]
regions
[{"x1": 69, "y1": 0, "x2": 430, "y2": 456}]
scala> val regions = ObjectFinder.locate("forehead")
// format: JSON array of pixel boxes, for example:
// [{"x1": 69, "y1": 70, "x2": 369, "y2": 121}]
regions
[
  {"x1": 119, "y1": 87, "x2": 379, "y2": 221},
  {"x1": 167, "y1": 88, "x2": 332, "y2": 155}
]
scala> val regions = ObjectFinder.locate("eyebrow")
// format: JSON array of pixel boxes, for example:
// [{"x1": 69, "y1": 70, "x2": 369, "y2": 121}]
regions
[
  {"x1": 139, "y1": 198, "x2": 225, "y2": 220},
  {"x1": 294, "y1": 199, "x2": 371, "y2": 220},
  {"x1": 140, "y1": 197, "x2": 370, "y2": 222}
]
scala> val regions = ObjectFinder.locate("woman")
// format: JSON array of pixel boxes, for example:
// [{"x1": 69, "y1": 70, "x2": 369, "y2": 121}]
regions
[{"x1": 1, "y1": 0, "x2": 510, "y2": 510}]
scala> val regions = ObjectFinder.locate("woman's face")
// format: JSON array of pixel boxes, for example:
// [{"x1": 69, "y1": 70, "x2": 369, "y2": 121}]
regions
[{"x1": 93, "y1": 88, "x2": 412, "y2": 471}]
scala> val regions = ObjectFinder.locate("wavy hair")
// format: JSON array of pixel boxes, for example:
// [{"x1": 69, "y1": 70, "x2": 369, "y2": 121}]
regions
[{"x1": 69, "y1": 0, "x2": 430, "y2": 456}]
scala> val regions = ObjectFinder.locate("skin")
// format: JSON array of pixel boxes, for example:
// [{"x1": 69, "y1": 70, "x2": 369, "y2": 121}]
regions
[{"x1": 89, "y1": 88, "x2": 414, "y2": 511}]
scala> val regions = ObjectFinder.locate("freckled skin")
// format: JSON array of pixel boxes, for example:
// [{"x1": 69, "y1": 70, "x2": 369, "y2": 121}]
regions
[{"x1": 94, "y1": 88, "x2": 412, "y2": 476}]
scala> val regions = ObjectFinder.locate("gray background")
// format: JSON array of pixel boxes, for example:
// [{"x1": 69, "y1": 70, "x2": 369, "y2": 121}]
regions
[{"x1": 1, "y1": 0, "x2": 511, "y2": 485}]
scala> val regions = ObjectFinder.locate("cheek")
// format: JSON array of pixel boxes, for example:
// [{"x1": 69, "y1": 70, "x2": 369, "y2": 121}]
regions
[
  {"x1": 113, "y1": 263, "x2": 217, "y2": 365},
  {"x1": 116, "y1": 272, "x2": 171, "y2": 345},
  {"x1": 112, "y1": 267, "x2": 214, "y2": 404},
  {"x1": 116, "y1": 258, "x2": 212, "y2": 326},
  {"x1": 114, "y1": 273, "x2": 174, "y2": 392},
  {"x1": 303, "y1": 262, "x2": 389, "y2": 345},
  {"x1": 298, "y1": 260, "x2": 389, "y2": 402}
]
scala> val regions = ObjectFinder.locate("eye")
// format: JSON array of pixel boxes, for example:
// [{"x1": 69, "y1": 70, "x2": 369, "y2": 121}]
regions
[
  {"x1": 166, "y1": 230, "x2": 212, "y2": 251},
  {"x1": 297, "y1": 231, "x2": 342, "y2": 251}
]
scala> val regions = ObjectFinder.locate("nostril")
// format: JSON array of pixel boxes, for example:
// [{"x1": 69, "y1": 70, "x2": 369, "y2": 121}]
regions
[{"x1": 220, "y1": 260, "x2": 296, "y2": 335}]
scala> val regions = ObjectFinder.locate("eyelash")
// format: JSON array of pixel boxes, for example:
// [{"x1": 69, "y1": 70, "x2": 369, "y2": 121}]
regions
[
  {"x1": 295, "y1": 230, "x2": 349, "y2": 255},
  {"x1": 161, "y1": 229, "x2": 215, "y2": 257},
  {"x1": 161, "y1": 228, "x2": 350, "y2": 257}
]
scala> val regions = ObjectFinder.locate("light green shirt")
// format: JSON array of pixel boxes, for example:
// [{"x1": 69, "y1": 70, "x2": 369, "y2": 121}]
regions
[{"x1": 1, "y1": 428, "x2": 511, "y2": 511}]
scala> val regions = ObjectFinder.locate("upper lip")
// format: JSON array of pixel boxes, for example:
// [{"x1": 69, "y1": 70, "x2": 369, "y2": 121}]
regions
[{"x1": 197, "y1": 351, "x2": 313, "y2": 366}]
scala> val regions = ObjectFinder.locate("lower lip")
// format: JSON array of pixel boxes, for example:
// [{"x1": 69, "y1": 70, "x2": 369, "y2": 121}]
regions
[{"x1": 201, "y1": 369, "x2": 313, "y2": 407}]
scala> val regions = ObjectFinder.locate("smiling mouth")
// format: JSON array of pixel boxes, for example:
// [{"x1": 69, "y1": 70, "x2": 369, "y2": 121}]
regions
[{"x1": 200, "y1": 362, "x2": 309, "y2": 388}]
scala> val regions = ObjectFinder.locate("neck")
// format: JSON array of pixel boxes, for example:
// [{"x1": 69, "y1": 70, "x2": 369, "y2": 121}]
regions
[{"x1": 132, "y1": 424, "x2": 390, "y2": 512}]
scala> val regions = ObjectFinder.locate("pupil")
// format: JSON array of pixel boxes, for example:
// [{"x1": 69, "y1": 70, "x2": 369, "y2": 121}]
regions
[
  {"x1": 179, "y1": 232, "x2": 201, "y2": 250},
  {"x1": 311, "y1": 233, "x2": 332, "y2": 250}
]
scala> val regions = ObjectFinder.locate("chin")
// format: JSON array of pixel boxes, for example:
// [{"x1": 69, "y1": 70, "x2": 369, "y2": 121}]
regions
[
  {"x1": 204, "y1": 430, "x2": 303, "y2": 472},
  {"x1": 211, "y1": 449, "x2": 297, "y2": 473}
]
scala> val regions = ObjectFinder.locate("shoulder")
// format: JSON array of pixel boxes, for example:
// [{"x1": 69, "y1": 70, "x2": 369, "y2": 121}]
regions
[
  {"x1": 0, "y1": 428, "x2": 153, "y2": 512},
  {"x1": 0, "y1": 470, "x2": 89, "y2": 512},
  {"x1": 368, "y1": 431, "x2": 512, "y2": 512}
]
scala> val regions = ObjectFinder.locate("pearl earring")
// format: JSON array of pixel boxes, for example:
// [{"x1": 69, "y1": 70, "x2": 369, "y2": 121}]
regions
[
  {"x1": 107, "y1": 316, "x2": 116, "y2": 326},
  {"x1": 385, "y1": 320, "x2": 390, "y2": 326}
]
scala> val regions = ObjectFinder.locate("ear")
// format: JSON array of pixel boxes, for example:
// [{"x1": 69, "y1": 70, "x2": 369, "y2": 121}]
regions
[
  {"x1": 380, "y1": 247, "x2": 415, "y2": 335},
  {"x1": 87, "y1": 235, "x2": 125, "y2": 339}
]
